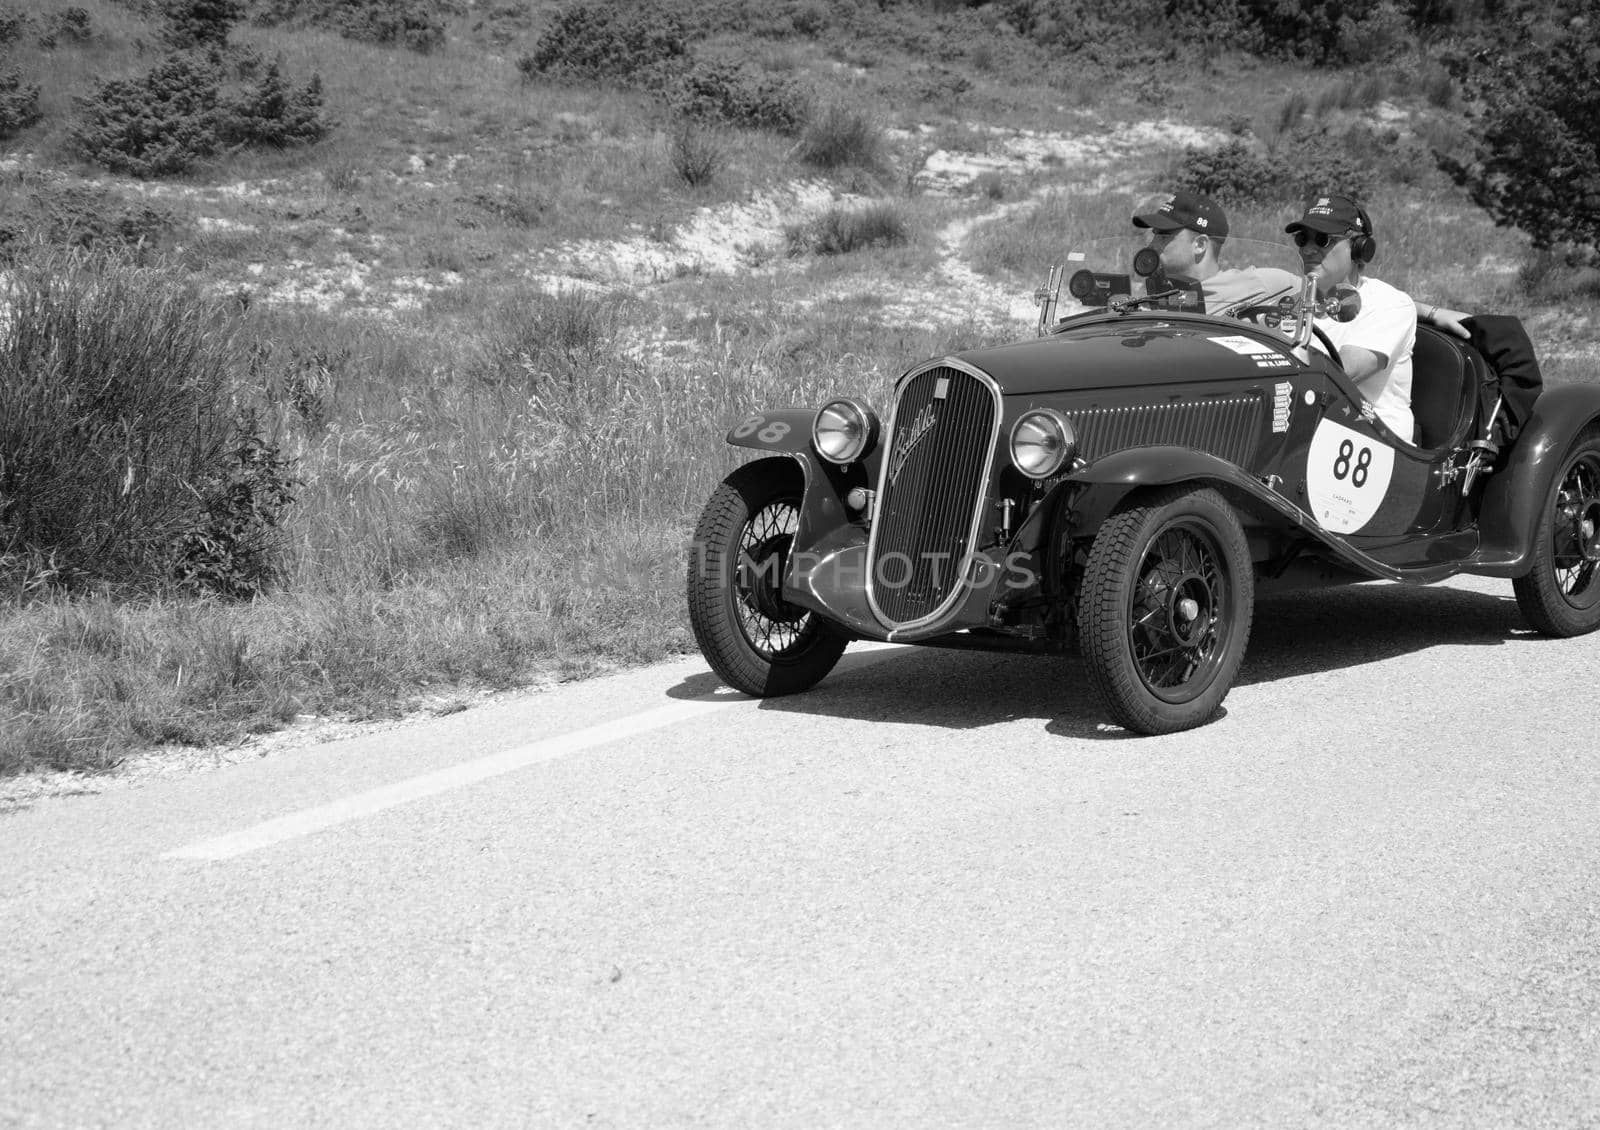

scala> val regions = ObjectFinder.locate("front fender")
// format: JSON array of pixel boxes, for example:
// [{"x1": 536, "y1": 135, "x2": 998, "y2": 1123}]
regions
[
  {"x1": 1474, "y1": 385, "x2": 1600, "y2": 576},
  {"x1": 1063, "y1": 446, "x2": 1311, "y2": 533},
  {"x1": 726, "y1": 409, "x2": 820, "y2": 454}
]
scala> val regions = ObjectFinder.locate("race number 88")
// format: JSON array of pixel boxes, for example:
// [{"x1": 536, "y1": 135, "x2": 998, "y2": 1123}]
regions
[
  {"x1": 732, "y1": 416, "x2": 791, "y2": 444},
  {"x1": 1333, "y1": 438, "x2": 1373, "y2": 488}
]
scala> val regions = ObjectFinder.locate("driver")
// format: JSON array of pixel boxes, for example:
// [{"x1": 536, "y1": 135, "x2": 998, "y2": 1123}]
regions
[
  {"x1": 1289, "y1": 193, "x2": 1416, "y2": 442},
  {"x1": 1132, "y1": 191, "x2": 1301, "y2": 316}
]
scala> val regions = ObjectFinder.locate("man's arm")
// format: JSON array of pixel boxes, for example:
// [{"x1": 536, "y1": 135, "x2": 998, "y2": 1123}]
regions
[{"x1": 1339, "y1": 344, "x2": 1389, "y2": 380}]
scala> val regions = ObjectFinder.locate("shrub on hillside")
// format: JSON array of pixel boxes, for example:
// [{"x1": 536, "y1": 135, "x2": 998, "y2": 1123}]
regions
[
  {"x1": 518, "y1": 2, "x2": 687, "y2": 86},
  {"x1": 36, "y1": 6, "x2": 93, "y2": 46},
  {"x1": 796, "y1": 103, "x2": 881, "y2": 169},
  {"x1": 665, "y1": 59, "x2": 809, "y2": 133},
  {"x1": 223, "y1": 61, "x2": 331, "y2": 148},
  {"x1": 251, "y1": 0, "x2": 445, "y2": 52},
  {"x1": 160, "y1": 0, "x2": 241, "y2": 49},
  {"x1": 0, "y1": 71, "x2": 41, "y2": 140},
  {"x1": 71, "y1": 53, "x2": 224, "y2": 177},
  {"x1": 0, "y1": 181, "x2": 173, "y2": 259},
  {"x1": 1440, "y1": 0, "x2": 1600, "y2": 250},
  {"x1": 0, "y1": 256, "x2": 297, "y2": 597},
  {"x1": 787, "y1": 203, "x2": 908, "y2": 255},
  {"x1": 72, "y1": 53, "x2": 332, "y2": 176},
  {"x1": 0, "y1": 6, "x2": 28, "y2": 46},
  {"x1": 669, "y1": 122, "x2": 723, "y2": 187}
]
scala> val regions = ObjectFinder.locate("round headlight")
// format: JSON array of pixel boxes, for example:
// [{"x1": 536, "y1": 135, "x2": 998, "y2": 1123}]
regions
[
  {"x1": 812, "y1": 398, "x2": 877, "y2": 465},
  {"x1": 1010, "y1": 410, "x2": 1077, "y2": 480}
]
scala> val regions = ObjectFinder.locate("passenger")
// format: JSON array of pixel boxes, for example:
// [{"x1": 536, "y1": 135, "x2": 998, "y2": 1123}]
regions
[{"x1": 1289, "y1": 193, "x2": 1416, "y2": 441}]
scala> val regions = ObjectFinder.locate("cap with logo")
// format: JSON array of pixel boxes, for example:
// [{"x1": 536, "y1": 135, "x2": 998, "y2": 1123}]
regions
[
  {"x1": 1286, "y1": 194, "x2": 1369, "y2": 235},
  {"x1": 1131, "y1": 191, "x2": 1229, "y2": 239}
]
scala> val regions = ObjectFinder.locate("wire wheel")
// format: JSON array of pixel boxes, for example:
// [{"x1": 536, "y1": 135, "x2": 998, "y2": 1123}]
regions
[
  {"x1": 686, "y1": 458, "x2": 848, "y2": 696},
  {"x1": 733, "y1": 499, "x2": 809, "y2": 657},
  {"x1": 1128, "y1": 522, "x2": 1230, "y2": 701},
  {"x1": 1514, "y1": 428, "x2": 1600, "y2": 637},
  {"x1": 1079, "y1": 485, "x2": 1253, "y2": 734}
]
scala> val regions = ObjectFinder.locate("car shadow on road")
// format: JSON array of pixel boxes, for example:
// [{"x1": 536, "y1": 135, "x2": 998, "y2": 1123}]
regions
[{"x1": 664, "y1": 582, "x2": 1534, "y2": 738}]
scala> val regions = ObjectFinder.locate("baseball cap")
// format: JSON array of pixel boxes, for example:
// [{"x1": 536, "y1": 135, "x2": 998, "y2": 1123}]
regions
[
  {"x1": 1131, "y1": 190, "x2": 1229, "y2": 238},
  {"x1": 1286, "y1": 194, "x2": 1368, "y2": 235}
]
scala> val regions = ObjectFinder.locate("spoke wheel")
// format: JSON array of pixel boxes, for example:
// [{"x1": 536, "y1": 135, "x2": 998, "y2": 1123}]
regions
[
  {"x1": 687, "y1": 459, "x2": 847, "y2": 696},
  {"x1": 1514, "y1": 427, "x2": 1600, "y2": 637},
  {"x1": 1079, "y1": 485, "x2": 1253, "y2": 734}
]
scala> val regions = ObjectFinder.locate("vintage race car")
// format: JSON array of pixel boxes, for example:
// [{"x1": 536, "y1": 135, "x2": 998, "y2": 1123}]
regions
[{"x1": 685, "y1": 235, "x2": 1599, "y2": 734}]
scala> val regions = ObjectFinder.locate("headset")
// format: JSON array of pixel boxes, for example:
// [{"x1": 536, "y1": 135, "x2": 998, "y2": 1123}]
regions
[{"x1": 1349, "y1": 198, "x2": 1377, "y2": 265}]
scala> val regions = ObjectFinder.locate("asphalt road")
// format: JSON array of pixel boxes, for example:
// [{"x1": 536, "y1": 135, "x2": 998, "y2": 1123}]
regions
[{"x1": 4, "y1": 575, "x2": 1600, "y2": 1129}]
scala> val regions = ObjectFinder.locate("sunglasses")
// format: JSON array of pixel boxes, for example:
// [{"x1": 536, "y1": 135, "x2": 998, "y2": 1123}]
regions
[{"x1": 1293, "y1": 230, "x2": 1349, "y2": 249}]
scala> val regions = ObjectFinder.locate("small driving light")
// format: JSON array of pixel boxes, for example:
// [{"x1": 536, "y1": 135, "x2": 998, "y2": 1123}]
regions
[
  {"x1": 1010, "y1": 409, "x2": 1077, "y2": 480},
  {"x1": 812, "y1": 398, "x2": 878, "y2": 465}
]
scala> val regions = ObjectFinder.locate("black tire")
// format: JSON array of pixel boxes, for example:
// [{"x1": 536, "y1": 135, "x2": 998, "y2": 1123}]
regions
[
  {"x1": 1077, "y1": 485, "x2": 1254, "y2": 735},
  {"x1": 1513, "y1": 427, "x2": 1600, "y2": 637},
  {"x1": 686, "y1": 459, "x2": 848, "y2": 696}
]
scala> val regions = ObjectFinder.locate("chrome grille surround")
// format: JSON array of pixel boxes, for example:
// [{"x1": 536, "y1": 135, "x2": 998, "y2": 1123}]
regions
[
  {"x1": 1063, "y1": 395, "x2": 1264, "y2": 466},
  {"x1": 867, "y1": 360, "x2": 1002, "y2": 633}
]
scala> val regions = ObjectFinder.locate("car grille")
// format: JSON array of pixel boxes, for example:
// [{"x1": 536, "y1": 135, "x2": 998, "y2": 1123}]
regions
[
  {"x1": 1065, "y1": 395, "x2": 1263, "y2": 465},
  {"x1": 870, "y1": 365, "x2": 998, "y2": 628}
]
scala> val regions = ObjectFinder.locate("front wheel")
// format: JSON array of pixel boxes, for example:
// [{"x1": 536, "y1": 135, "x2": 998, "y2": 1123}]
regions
[
  {"x1": 686, "y1": 459, "x2": 848, "y2": 696},
  {"x1": 1513, "y1": 427, "x2": 1600, "y2": 637},
  {"x1": 1077, "y1": 485, "x2": 1254, "y2": 735}
]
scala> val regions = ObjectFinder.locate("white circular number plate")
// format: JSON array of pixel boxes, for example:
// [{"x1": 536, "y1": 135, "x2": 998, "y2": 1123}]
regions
[{"x1": 1306, "y1": 419, "x2": 1394, "y2": 534}]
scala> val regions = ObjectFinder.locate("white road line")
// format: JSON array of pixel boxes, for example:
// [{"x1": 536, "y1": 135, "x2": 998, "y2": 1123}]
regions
[
  {"x1": 164, "y1": 695, "x2": 742, "y2": 861},
  {"x1": 166, "y1": 645, "x2": 907, "y2": 862}
]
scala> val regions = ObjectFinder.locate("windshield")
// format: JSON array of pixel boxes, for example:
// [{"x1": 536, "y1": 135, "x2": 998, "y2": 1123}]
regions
[{"x1": 1040, "y1": 235, "x2": 1312, "y2": 324}]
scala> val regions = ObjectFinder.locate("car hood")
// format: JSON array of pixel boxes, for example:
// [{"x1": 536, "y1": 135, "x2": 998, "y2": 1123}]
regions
[{"x1": 949, "y1": 316, "x2": 1301, "y2": 396}]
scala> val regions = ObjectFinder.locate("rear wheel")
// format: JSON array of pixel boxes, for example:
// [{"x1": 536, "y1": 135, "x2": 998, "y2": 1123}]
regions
[
  {"x1": 686, "y1": 459, "x2": 847, "y2": 696},
  {"x1": 1513, "y1": 427, "x2": 1600, "y2": 637},
  {"x1": 1077, "y1": 485, "x2": 1254, "y2": 735}
]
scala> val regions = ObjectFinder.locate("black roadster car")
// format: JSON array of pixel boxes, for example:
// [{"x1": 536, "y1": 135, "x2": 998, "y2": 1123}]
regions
[{"x1": 686, "y1": 236, "x2": 1598, "y2": 733}]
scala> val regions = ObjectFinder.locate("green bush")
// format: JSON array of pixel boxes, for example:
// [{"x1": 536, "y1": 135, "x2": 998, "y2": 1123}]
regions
[
  {"x1": 250, "y1": 0, "x2": 445, "y2": 52},
  {"x1": 1440, "y1": 0, "x2": 1600, "y2": 250},
  {"x1": 787, "y1": 203, "x2": 908, "y2": 255},
  {"x1": 669, "y1": 122, "x2": 723, "y2": 186},
  {"x1": 52, "y1": 7, "x2": 94, "y2": 41},
  {"x1": 72, "y1": 52, "x2": 332, "y2": 176},
  {"x1": 0, "y1": 181, "x2": 173, "y2": 259},
  {"x1": 0, "y1": 256, "x2": 296, "y2": 597},
  {"x1": 0, "y1": 6, "x2": 29, "y2": 46},
  {"x1": 71, "y1": 53, "x2": 224, "y2": 177},
  {"x1": 796, "y1": 103, "x2": 881, "y2": 169},
  {"x1": 223, "y1": 61, "x2": 331, "y2": 148},
  {"x1": 160, "y1": 0, "x2": 241, "y2": 49},
  {"x1": 0, "y1": 70, "x2": 41, "y2": 140},
  {"x1": 665, "y1": 59, "x2": 810, "y2": 133},
  {"x1": 518, "y1": 1, "x2": 687, "y2": 86}
]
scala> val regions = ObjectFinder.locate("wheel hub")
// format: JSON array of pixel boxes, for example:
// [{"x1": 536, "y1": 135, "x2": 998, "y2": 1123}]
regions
[
  {"x1": 1167, "y1": 575, "x2": 1211, "y2": 648},
  {"x1": 1580, "y1": 504, "x2": 1600, "y2": 561},
  {"x1": 741, "y1": 534, "x2": 805, "y2": 624}
]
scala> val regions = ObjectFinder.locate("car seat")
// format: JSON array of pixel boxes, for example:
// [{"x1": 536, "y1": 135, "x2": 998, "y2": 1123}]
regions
[{"x1": 1409, "y1": 325, "x2": 1486, "y2": 451}]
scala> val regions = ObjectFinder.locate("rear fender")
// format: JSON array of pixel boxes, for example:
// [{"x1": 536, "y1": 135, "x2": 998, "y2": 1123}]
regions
[{"x1": 1474, "y1": 385, "x2": 1600, "y2": 576}]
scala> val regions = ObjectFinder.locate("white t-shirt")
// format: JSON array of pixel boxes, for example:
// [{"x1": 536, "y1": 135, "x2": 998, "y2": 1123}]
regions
[{"x1": 1315, "y1": 275, "x2": 1416, "y2": 443}]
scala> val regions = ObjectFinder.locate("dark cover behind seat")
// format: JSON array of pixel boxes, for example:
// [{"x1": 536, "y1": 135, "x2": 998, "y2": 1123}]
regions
[{"x1": 1462, "y1": 314, "x2": 1545, "y2": 447}]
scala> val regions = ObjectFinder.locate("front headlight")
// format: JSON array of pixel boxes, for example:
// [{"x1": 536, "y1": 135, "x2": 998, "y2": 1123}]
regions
[
  {"x1": 1010, "y1": 409, "x2": 1077, "y2": 479},
  {"x1": 812, "y1": 398, "x2": 878, "y2": 465}
]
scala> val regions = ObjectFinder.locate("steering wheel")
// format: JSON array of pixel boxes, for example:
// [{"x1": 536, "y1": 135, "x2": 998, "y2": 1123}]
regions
[{"x1": 1233, "y1": 305, "x2": 1343, "y2": 365}]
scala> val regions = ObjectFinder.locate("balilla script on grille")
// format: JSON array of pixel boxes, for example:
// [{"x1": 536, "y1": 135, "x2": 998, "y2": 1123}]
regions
[{"x1": 886, "y1": 403, "x2": 938, "y2": 487}]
